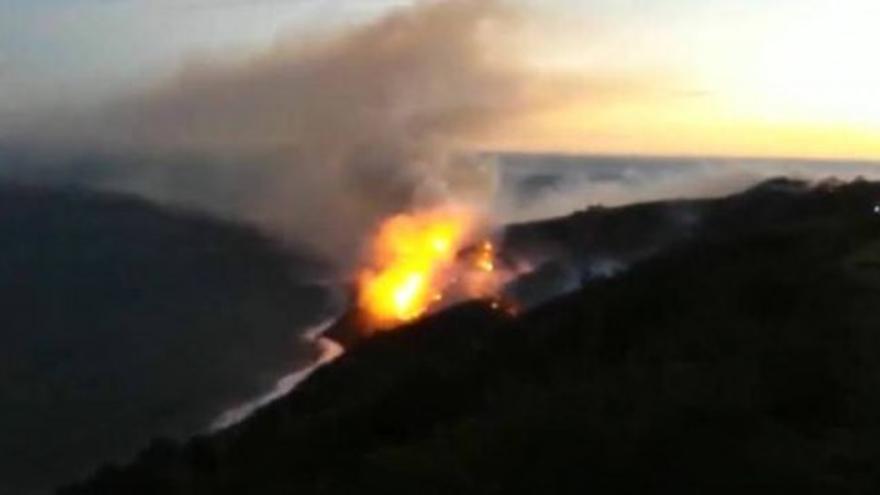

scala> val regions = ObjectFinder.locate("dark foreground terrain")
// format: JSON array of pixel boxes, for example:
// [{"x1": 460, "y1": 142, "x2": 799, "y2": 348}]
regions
[
  {"x1": 64, "y1": 179, "x2": 880, "y2": 493},
  {"x1": 0, "y1": 185, "x2": 331, "y2": 495}
]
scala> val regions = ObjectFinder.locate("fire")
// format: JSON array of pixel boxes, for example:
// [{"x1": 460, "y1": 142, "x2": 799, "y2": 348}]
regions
[
  {"x1": 475, "y1": 241, "x2": 495, "y2": 272},
  {"x1": 355, "y1": 205, "x2": 523, "y2": 331},
  {"x1": 459, "y1": 240, "x2": 502, "y2": 300},
  {"x1": 357, "y1": 207, "x2": 478, "y2": 329}
]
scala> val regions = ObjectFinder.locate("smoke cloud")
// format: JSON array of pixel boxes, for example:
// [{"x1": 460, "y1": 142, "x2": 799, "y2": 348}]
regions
[{"x1": 9, "y1": 0, "x2": 570, "y2": 261}]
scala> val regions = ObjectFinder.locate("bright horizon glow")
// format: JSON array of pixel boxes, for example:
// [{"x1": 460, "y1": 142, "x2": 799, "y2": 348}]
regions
[{"x1": 489, "y1": 0, "x2": 880, "y2": 160}]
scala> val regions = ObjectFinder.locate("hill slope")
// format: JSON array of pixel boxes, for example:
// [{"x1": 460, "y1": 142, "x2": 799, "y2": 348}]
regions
[
  {"x1": 63, "y1": 180, "x2": 880, "y2": 494},
  {"x1": 0, "y1": 185, "x2": 331, "y2": 495}
]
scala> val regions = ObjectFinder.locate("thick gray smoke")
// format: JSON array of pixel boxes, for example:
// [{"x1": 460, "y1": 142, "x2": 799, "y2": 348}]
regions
[{"x1": 8, "y1": 0, "x2": 561, "y2": 261}]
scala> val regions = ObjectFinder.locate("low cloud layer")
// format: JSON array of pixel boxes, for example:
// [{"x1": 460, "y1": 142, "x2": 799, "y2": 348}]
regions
[{"x1": 496, "y1": 156, "x2": 880, "y2": 224}]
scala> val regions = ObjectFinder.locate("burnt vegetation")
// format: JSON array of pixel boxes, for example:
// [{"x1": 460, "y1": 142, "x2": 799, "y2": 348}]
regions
[{"x1": 63, "y1": 178, "x2": 880, "y2": 494}]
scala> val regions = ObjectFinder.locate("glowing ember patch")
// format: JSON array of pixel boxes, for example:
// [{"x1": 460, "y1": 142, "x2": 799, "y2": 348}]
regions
[
  {"x1": 357, "y1": 208, "x2": 477, "y2": 329},
  {"x1": 475, "y1": 241, "x2": 496, "y2": 272}
]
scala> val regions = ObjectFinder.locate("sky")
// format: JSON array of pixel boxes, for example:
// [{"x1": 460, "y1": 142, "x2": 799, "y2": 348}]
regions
[{"x1": 1, "y1": 0, "x2": 878, "y2": 160}]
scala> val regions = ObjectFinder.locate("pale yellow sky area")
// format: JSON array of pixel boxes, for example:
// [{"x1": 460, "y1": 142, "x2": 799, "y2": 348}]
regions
[
  {"x1": 489, "y1": 0, "x2": 880, "y2": 160},
  {"x1": 488, "y1": 90, "x2": 880, "y2": 160}
]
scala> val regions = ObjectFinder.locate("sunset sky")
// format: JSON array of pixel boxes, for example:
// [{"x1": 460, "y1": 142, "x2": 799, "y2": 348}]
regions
[{"x1": 2, "y1": 0, "x2": 878, "y2": 159}]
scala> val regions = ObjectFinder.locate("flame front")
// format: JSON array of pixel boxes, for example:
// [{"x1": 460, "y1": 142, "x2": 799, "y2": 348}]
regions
[{"x1": 357, "y1": 207, "x2": 477, "y2": 329}]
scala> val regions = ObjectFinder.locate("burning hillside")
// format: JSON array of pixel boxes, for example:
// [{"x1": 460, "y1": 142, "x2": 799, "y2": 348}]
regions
[
  {"x1": 355, "y1": 206, "x2": 518, "y2": 332},
  {"x1": 60, "y1": 179, "x2": 880, "y2": 495}
]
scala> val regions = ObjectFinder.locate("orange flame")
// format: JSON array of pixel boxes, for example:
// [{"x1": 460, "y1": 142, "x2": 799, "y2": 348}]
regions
[
  {"x1": 459, "y1": 240, "x2": 502, "y2": 300},
  {"x1": 357, "y1": 207, "x2": 478, "y2": 329}
]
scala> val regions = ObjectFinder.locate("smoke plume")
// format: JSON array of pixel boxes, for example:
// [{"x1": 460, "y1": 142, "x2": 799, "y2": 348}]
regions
[{"x1": 10, "y1": 0, "x2": 564, "y2": 261}]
